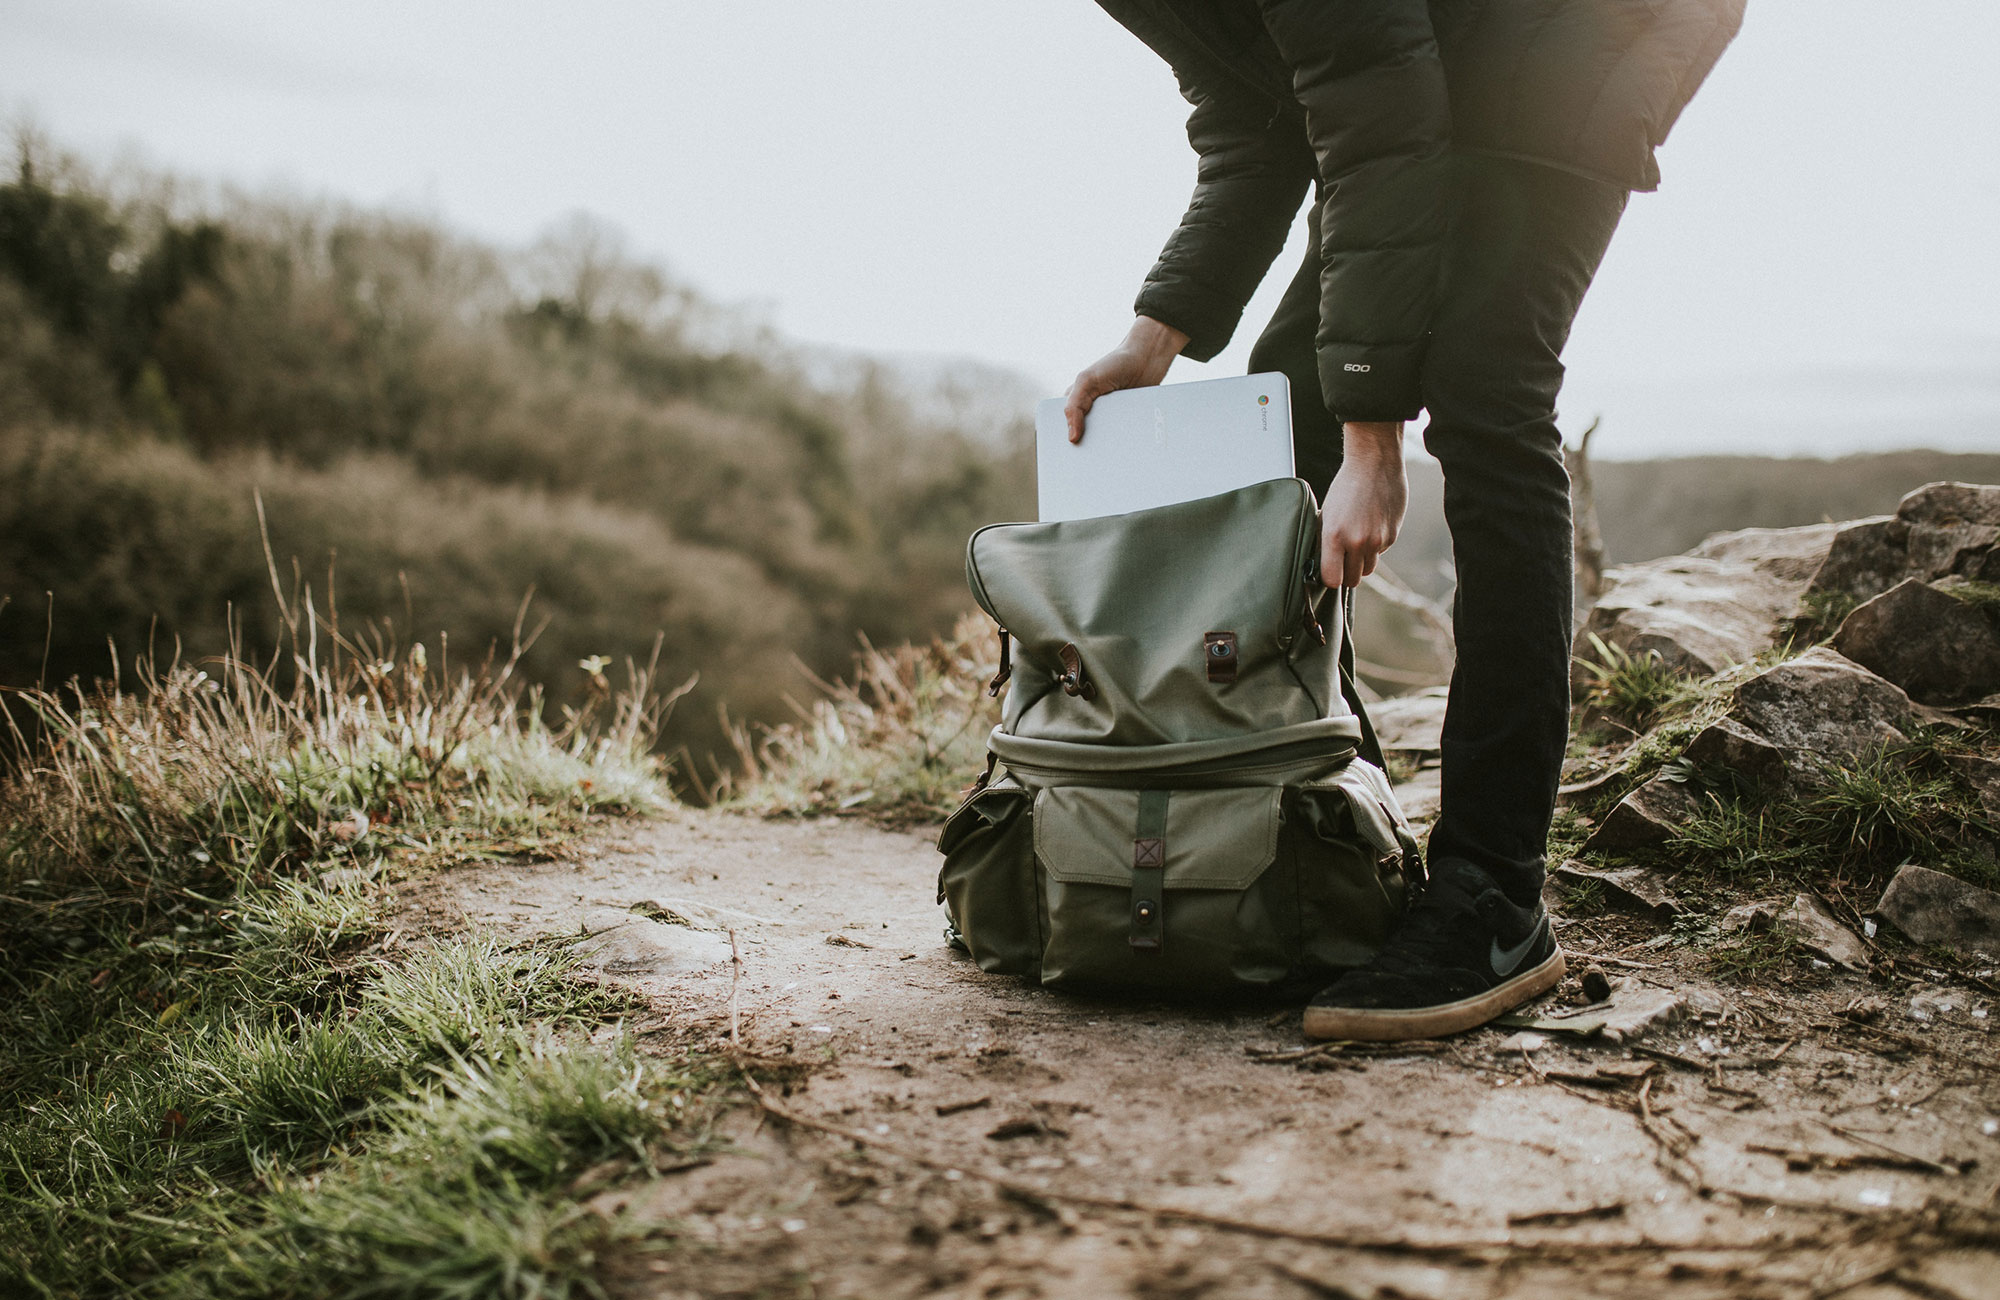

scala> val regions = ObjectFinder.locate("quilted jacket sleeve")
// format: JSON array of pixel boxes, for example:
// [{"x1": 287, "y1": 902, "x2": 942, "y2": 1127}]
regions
[
  {"x1": 1132, "y1": 86, "x2": 1314, "y2": 366},
  {"x1": 1258, "y1": 0, "x2": 1453, "y2": 422}
]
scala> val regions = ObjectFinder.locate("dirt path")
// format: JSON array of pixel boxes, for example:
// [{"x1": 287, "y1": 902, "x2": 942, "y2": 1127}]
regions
[{"x1": 435, "y1": 810, "x2": 2000, "y2": 1300}]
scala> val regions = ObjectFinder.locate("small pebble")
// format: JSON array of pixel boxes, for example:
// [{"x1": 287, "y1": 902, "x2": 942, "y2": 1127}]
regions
[{"x1": 1581, "y1": 968, "x2": 1613, "y2": 1002}]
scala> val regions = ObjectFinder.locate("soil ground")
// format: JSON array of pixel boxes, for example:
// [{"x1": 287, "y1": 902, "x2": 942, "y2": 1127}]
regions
[{"x1": 421, "y1": 810, "x2": 2000, "y2": 1300}]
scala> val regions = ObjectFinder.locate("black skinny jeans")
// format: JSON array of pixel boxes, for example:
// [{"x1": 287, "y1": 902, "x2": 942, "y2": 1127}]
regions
[{"x1": 1248, "y1": 153, "x2": 1629, "y2": 906}]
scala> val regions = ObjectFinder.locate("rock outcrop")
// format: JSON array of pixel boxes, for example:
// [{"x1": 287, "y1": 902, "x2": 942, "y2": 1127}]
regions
[
  {"x1": 1571, "y1": 522, "x2": 1838, "y2": 699},
  {"x1": 1727, "y1": 646, "x2": 1920, "y2": 766},
  {"x1": 1583, "y1": 774, "x2": 1704, "y2": 852},
  {"x1": 1832, "y1": 578, "x2": 2000, "y2": 707},
  {"x1": 1806, "y1": 480, "x2": 2000, "y2": 608},
  {"x1": 1681, "y1": 717, "x2": 1788, "y2": 787},
  {"x1": 1573, "y1": 481, "x2": 2000, "y2": 883}
]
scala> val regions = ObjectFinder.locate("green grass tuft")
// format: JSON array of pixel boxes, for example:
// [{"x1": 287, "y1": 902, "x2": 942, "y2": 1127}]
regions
[
  {"x1": 1635, "y1": 734, "x2": 2000, "y2": 902},
  {"x1": 1938, "y1": 577, "x2": 2000, "y2": 614},
  {"x1": 364, "y1": 937, "x2": 630, "y2": 1059},
  {"x1": 1787, "y1": 587, "x2": 1859, "y2": 643},
  {"x1": 1576, "y1": 632, "x2": 1697, "y2": 731},
  {"x1": 1705, "y1": 928, "x2": 1814, "y2": 981},
  {"x1": 172, "y1": 1033, "x2": 683, "y2": 1300}
]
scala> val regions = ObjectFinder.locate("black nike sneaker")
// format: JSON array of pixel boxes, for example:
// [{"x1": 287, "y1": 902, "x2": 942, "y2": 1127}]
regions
[{"x1": 1303, "y1": 858, "x2": 1565, "y2": 1041}]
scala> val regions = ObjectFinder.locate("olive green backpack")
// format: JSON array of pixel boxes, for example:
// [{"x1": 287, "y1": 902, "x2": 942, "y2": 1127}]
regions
[{"x1": 936, "y1": 477, "x2": 1420, "y2": 996}]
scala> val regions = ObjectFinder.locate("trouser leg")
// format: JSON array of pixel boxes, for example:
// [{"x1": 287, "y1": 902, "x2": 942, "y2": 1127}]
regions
[{"x1": 1420, "y1": 156, "x2": 1627, "y2": 906}]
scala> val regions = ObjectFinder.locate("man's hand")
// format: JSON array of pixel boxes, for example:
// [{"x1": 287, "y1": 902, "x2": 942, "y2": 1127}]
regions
[
  {"x1": 1063, "y1": 316, "x2": 1190, "y2": 442},
  {"x1": 1320, "y1": 421, "x2": 1407, "y2": 589}
]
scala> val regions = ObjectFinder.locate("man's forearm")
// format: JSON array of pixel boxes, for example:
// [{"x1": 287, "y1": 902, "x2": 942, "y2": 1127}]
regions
[
  {"x1": 1342, "y1": 420, "x2": 1405, "y2": 464},
  {"x1": 1126, "y1": 316, "x2": 1191, "y2": 373}
]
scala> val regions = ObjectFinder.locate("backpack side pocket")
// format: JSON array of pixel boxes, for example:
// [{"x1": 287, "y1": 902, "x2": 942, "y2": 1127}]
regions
[
  {"x1": 1288, "y1": 760, "x2": 1416, "y2": 975},
  {"x1": 936, "y1": 777, "x2": 1040, "y2": 976}
]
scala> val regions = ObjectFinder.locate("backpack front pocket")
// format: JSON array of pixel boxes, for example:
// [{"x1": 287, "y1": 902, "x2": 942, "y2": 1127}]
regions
[
  {"x1": 1032, "y1": 784, "x2": 1293, "y2": 992},
  {"x1": 936, "y1": 778, "x2": 1040, "y2": 976}
]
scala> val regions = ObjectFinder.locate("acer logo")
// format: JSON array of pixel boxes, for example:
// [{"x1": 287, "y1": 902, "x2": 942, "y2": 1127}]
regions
[{"x1": 1343, "y1": 362, "x2": 1372, "y2": 373}]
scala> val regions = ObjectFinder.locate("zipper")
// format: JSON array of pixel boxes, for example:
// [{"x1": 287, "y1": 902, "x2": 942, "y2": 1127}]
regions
[
  {"x1": 1277, "y1": 480, "x2": 1322, "y2": 651},
  {"x1": 999, "y1": 744, "x2": 1356, "y2": 790}
]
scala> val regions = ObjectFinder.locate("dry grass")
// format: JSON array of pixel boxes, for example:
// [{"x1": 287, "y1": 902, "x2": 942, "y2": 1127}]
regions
[
  {"x1": 726, "y1": 612, "x2": 1001, "y2": 828},
  {"x1": 0, "y1": 577, "x2": 674, "y2": 961}
]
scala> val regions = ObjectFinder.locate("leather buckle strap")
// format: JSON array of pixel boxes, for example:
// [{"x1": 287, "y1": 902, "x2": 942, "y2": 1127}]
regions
[
  {"x1": 1301, "y1": 579, "x2": 1328, "y2": 647},
  {"x1": 986, "y1": 626, "x2": 1012, "y2": 698},
  {"x1": 961, "y1": 751, "x2": 998, "y2": 801},
  {"x1": 1129, "y1": 788, "x2": 1168, "y2": 951},
  {"x1": 1204, "y1": 630, "x2": 1238, "y2": 683},
  {"x1": 1057, "y1": 642, "x2": 1097, "y2": 700}
]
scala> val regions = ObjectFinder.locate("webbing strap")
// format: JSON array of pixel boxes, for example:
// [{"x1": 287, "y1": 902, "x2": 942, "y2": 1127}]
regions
[
  {"x1": 1129, "y1": 788, "x2": 1168, "y2": 951},
  {"x1": 1337, "y1": 587, "x2": 1387, "y2": 772}
]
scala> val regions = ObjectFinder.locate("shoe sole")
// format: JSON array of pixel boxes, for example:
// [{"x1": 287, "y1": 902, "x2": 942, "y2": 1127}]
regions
[{"x1": 1301, "y1": 948, "x2": 1568, "y2": 1043}]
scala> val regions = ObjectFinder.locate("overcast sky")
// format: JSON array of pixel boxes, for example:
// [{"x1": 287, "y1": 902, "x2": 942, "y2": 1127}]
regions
[{"x1": 5, "y1": 0, "x2": 1997, "y2": 459}]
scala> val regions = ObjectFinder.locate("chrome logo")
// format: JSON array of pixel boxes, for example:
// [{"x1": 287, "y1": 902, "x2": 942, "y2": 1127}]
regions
[{"x1": 1257, "y1": 395, "x2": 1269, "y2": 406}]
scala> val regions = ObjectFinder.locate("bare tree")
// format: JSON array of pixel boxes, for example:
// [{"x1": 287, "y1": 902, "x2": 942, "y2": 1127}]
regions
[
  {"x1": 523, "y1": 212, "x2": 667, "y2": 324},
  {"x1": 1361, "y1": 564, "x2": 1455, "y2": 672}
]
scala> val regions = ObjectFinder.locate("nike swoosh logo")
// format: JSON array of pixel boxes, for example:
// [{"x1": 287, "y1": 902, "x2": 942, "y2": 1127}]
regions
[{"x1": 1490, "y1": 916, "x2": 1549, "y2": 978}]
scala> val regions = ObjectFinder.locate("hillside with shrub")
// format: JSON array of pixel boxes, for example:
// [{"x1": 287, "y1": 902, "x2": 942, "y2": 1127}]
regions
[{"x1": 0, "y1": 133, "x2": 1030, "y2": 779}]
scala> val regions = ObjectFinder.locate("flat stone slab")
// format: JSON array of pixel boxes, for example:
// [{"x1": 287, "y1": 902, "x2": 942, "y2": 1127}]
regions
[
  {"x1": 1876, "y1": 864, "x2": 2000, "y2": 956},
  {"x1": 1551, "y1": 860, "x2": 1683, "y2": 919},
  {"x1": 575, "y1": 905, "x2": 735, "y2": 977},
  {"x1": 1776, "y1": 893, "x2": 1872, "y2": 971},
  {"x1": 1583, "y1": 775, "x2": 1703, "y2": 853},
  {"x1": 1370, "y1": 688, "x2": 1449, "y2": 753},
  {"x1": 1571, "y1": 522, "x2": 1837, "y2": 699},
  {"x1": 1497, "y1": 981, "x2": 1687, "y2": 1045},
  {"x1": 1718, "y1": 893, "x2": 1869, "y2": 970}
]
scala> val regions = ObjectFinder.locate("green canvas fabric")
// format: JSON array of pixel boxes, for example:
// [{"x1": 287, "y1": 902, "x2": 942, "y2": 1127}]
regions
[
  {"x1": 1035, "y1": 785, "x2": 1282, "y2": 890},
  {"x1": 940, "y1": 478, "x2": 1419, "y2": 995},
  {"x1": 967, "y1": 477, "x2": 1333, "y2": 746}
]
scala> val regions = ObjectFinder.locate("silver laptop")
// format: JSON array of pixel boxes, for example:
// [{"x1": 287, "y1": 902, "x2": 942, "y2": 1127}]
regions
[{"x1": 1034, "y1": 372, "x2": 1295, "y2": 523}]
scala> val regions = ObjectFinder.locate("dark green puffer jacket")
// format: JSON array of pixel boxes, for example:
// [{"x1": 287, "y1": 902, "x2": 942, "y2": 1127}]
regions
[{"x1": 1098, "y1": 0, "x2": 1745, "y2": 422}]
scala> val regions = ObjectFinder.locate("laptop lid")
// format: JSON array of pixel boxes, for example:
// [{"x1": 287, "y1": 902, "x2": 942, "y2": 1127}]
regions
[{"x1": 1034, "y1": 372, "x2": 1295, "y2": 523}]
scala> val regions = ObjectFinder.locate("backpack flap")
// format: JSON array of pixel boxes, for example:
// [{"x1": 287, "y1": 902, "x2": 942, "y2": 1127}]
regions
[{"x1": 966, "y1": 479, "x2": 1344, "y2": 748}]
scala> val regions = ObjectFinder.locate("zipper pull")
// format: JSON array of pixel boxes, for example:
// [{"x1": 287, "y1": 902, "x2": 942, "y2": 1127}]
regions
[{"x1": 1301, "y1": 579, "x2": 1327, "y2": 647}]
